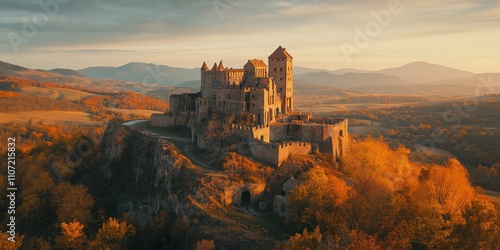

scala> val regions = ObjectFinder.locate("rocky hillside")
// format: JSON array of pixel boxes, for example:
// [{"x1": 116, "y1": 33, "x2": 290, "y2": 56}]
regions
[{"x1": 99, "y1": 123, "x2": 278, "y2": 249}]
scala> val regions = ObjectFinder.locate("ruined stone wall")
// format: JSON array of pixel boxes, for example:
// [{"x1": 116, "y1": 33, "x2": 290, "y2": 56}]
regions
[
  {"x1": 251, "y1": 124, "x2": 271, "y2": 142},
  {"x1": 276, "y1": 142, "x2": 312, "y2": 166},
  {"x1": 196, "y1": 97, "x2": 210, "y2": 122},
  {"x1": 249, "y1": 140, "x2": 279, "y2": 166},
  {"x1": 249, "y1": 140, "x2": 312, "y2": 167},
  {"x1": 151, "y1": 113, "x2": 193, "y2": 127},
  {"x1": 214, "y1": 89, "x2": 246, "y2": 114}
]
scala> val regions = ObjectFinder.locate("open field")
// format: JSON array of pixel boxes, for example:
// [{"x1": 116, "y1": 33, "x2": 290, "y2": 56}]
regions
[
  {"x1": 110, "y1": 108, "x2": 164, "y2": 117},
  {"x1": 295, "y1": 102, "x2": 422, "y2": 112},
  {"x1": 0, "y1": 111, "x2": 99, "y2": 125},
  {"x1": 348, "y1": 126, "x2": 387, "y2": 135},
  {"x1": 19, "y1": 86, "x2": 98, "y2": 100}
]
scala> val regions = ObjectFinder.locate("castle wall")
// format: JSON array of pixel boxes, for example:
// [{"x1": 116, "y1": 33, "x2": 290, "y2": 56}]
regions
[
  {"x1": 277, "y1": 142, "x2": 312, "y2": 166},
  {"x1": 249, "y1": 139, "x2": 312, "y2": 167},
  {"x1": 151, "y1": 112, "x2": 194, "y2": 127},
  {"x1": 249, "y1": 140, "x2": 279, "y2": 166}
]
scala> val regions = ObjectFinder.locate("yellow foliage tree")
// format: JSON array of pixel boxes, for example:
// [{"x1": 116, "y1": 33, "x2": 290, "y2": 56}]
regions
[
  {"x1": 89, "y1": 217, "x2": 135, "y2": 250},
  {"x1": 412, "y1": 159, "x2": 475, "y2": 222},
  {"x1": 286, "y1": 166, "x2": 350, "y2": 230},
  {"x1": 55, "y1": 221, "x2": 86, "y2": 250},
  {"x1": 0, "y1": 232, "x2": 23, "y2": 250}
]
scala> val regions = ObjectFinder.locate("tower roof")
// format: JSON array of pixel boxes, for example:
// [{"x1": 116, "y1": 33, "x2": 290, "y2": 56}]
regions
[
  {"x1": 268, "y1": 46, "x2": 293, "y2": 59},
  {"x1": 212, "y1": 62, "x2": 218, "y2": 71},
  {"x1": 201, "y1": 61, "x2": 209, "y2": 71},
  {"x1": 247, "y1": 59, "x2": 267, "y2": 68},
  {"x1": 219, "y1": 60, "x2": 225, "y2": 70}
]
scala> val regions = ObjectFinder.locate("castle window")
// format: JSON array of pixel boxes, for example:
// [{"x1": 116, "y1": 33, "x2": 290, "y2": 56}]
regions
[
  {"x1": 280, "y1": 78, "x2": 283, "y2": 81},
  {"x1": 274, "y1": 67, "x2": 277, "y2": 72},
  {"x1": 252, "y1": 94, "x2": 255, "y2": 99},
  {"x1": 280, "y1": 68, "x2": 283, "y2": 71},
  {"x1": 252, "y1": 103, "x2": 255, "y2": 107},
  {"x1": 228, "y1": 94, "x2": 230, "y2": 99}
]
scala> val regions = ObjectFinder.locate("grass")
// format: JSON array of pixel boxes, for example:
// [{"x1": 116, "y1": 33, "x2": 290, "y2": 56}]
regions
[
  {"x1": 18, "y1": 86, "x2": 98, "y2": 101},
  {"x1": 295, "y1": 102, "x2": 422, "y2": 113},
  {"x1": 0, "y1": 111, "x2": 99, "y2": 125}
]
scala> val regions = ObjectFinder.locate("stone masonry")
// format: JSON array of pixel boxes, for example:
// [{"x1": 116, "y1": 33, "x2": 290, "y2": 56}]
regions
[{"x1": 151, "y1": 46, "x2": 349, "y2": 166}]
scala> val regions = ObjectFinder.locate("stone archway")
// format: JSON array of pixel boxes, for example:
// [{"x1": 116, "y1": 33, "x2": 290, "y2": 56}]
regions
[{"x1": 241, "y1": 191, "x2": 251, "y2": 206}]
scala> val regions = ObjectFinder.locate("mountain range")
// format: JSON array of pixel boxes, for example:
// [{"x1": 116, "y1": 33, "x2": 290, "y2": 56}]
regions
[{"x1": 1, "y1": 60, "x2": 499, "y2": 96}]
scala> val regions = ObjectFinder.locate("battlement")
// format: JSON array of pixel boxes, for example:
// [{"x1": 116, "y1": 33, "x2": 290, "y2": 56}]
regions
[
  {"x1": 310, "y1": 117, "x2": 346, "y2": 125},
  {"x1": 248, "y1": 138, "x2": 312, "y2": 167},
  {"x1": 278, "y1": 141, "x2": 311, "y2": 148},
  {"x1": 231, "y1": 123, "x2": 271, "y2": 142}
]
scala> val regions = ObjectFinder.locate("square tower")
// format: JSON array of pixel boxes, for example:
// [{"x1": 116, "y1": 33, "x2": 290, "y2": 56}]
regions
[{"x1": 268, "y1": 46, "x2": 293, "y2": 114}]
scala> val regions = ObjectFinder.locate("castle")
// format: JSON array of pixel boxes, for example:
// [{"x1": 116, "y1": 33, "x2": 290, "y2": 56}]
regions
[{"x1": 151, "y1": 46, "x2": 349, "y2": 166}]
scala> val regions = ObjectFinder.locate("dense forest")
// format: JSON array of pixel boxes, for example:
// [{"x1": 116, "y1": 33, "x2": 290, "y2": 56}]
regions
[
  {"x1": 0, "y1": 121, "x2": 499, "y2": 249},
  {"x1": 329, "y1": 94, "x2": 500, "y2": 191},
  {"x1": 0, "y1": 77, "x2": 168, "y2": 122}
]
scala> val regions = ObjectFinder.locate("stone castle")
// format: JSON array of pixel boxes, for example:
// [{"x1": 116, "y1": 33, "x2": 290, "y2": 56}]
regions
[{"x1": 151, "y1": 46, "x2": 349, "y2": 166}]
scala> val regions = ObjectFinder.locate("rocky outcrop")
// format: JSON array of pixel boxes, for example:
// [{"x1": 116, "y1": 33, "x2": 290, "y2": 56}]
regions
[{"x1": 99, "y1": 123, "x2": 276, "y2": 249}]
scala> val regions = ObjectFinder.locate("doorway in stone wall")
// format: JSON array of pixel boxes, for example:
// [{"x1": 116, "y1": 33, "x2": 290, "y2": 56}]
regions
[{"x1": 241, "y1": 191, "x2": 251, "y2": 206}]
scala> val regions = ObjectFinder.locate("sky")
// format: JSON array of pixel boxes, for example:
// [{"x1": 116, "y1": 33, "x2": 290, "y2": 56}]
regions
[{"x1": 0, "y1": 0, "x2": 499, "y2": 73}]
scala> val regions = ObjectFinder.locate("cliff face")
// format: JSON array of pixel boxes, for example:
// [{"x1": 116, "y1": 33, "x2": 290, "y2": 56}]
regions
[{"x1": 99, "y1": 123, "x2": 276, "y2": 249}]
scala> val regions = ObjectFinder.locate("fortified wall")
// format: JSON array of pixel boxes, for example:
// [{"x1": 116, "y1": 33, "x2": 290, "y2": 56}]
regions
[
  {"x1": 150, "y1": 46, "x2": 349, "y2": 167},
  {"x1": 248, "y1": 139, "x2": 312, "y2": 167}
]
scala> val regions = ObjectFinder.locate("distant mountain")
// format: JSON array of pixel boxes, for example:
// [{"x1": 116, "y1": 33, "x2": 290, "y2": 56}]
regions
[
  {"x1": 295, "y1": 72, "x2": 412, "y2": 88},
  {"x1": 177, "y1": 80, "x2": 201, "y2": 90},
  {"x1": 379, "y1": 61, "x2": 475, "y2": 84},
  {"x1": 79, "y1": 62, "x2": 200, "y2": 86},
  {"x1": 0, "y1": 61, "x2": 93, "y2": 85},
  {"x1": 331, "y1": 68, "x2": 375, "y2": 74},
  {"x1": 294, "y1": 66, "x2": 374, "y2": 76},
  {"x1": 294, "y1": 67, "x2": 331, "y2": 75},
  {"x1": 49, "y1": 68, "x2": 87, "y2": 78},
  {"x1": 294, "y1": 80, "x2": 354, "y2": 97},
  {"x1": 347, "y1": 73, "x2": 500, "y2": 95}
]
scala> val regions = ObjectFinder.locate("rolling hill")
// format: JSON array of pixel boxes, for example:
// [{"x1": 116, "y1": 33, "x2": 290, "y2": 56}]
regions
[
  {"x1": 0, "y1": 61, "x2": 94, "y2": 85},
  {"x1": 379, "y1": 61, "x2": 475, "y2": 84},
  {"x1": 295, "y1": 72, "x2": 412, "y2": 88},
  {"x1": 79, "y1": 62, "x2": 200, "y2": 86}
]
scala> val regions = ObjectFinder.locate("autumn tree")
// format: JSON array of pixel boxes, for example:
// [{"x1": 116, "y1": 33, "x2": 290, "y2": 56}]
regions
[
  {"x1": 51, "y1": 182, "x2": 95, "y2": 226},
  {"x1": 411, "y1": 159, "x2": 475, "y2": 223},
  {"x1": 55, "y1": 221, "x2": 87, "y2": 250},
  {"x1": 286, "y1": 166, "x2": 349, "y2": 230},
  {"x1": 18, "y1": 164, "x2": 54, "y2": 224},
  {"x1": 195, "y1": 239, "x2": 216, "y2": 250},
  {"x1": 89, "y1": 217, "x2": 136, "y2": 250},
  {"x1": 283, "y1": 227, "x2": 323, "y2": 250},
  {"x1": 449, "y1": 199, "x2": 500, "y2": 249},
  {"x1": 0, "y1": 232, "x2": 24, "y2": 250}
]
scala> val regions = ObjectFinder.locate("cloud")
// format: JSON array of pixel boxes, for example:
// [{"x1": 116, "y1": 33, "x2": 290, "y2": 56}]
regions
[{"x1": 0, "y1": 0, "x2": 498, "y2": 72}]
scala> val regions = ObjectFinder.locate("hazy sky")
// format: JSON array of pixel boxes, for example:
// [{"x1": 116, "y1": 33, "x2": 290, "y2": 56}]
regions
[{"x1": 1, "y1": 0, "x2": 499, "y2": 72}]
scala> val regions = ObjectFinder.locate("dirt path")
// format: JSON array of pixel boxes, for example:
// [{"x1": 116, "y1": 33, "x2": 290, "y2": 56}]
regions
[{"x1": 124, "y1": 120, "x2": 220, "y2": 172}]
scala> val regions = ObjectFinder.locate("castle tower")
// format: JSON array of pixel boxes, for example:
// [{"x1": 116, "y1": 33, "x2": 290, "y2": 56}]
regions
[
  {"x1": 268, "y1": 46, "x2": 293, "y2": 114},
  {"x1": 201, "y1": 62, "x2": 211, "y2": 97}
]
